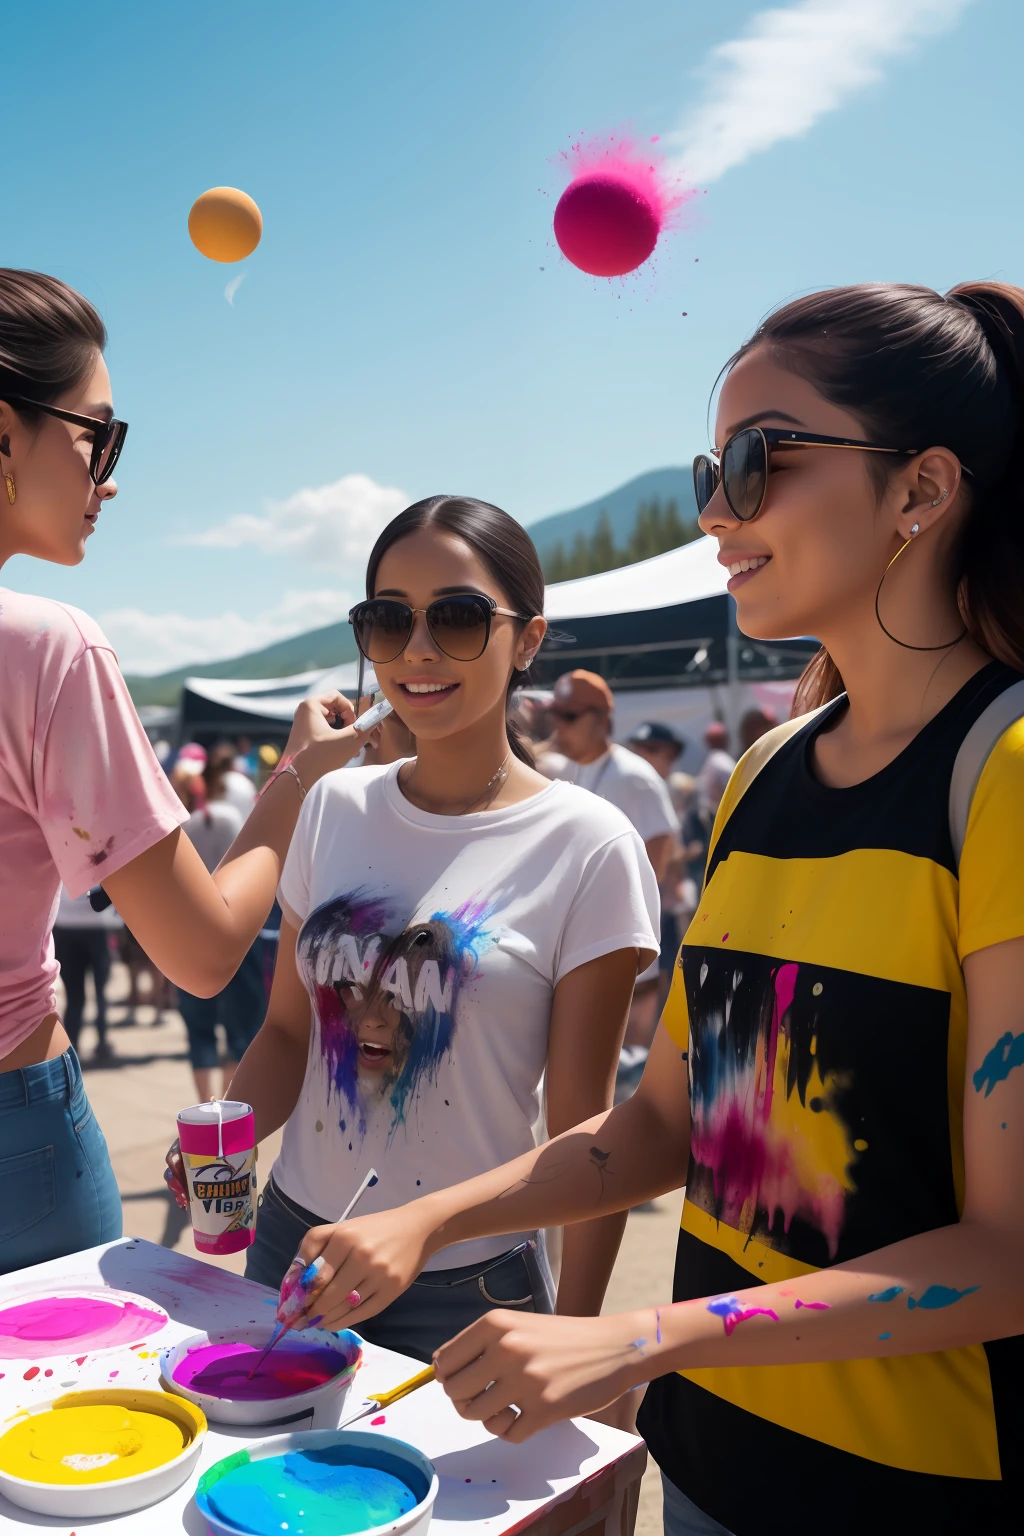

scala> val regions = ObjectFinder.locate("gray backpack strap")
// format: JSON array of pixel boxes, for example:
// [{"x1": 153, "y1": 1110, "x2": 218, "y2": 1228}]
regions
[{"x1": 948, "y1": 678, "x2": 1024, "y2": 868}]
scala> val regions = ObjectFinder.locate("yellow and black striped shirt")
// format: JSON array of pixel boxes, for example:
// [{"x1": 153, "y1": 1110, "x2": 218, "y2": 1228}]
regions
[{"x1": 639, "y1": 661, "x2": 1024, "y2": 1536}]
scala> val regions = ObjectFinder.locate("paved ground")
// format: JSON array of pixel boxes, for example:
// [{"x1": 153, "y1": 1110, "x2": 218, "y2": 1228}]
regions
[{"x1": 70, "y1": 964, "x2": 682, "y2": 1536}]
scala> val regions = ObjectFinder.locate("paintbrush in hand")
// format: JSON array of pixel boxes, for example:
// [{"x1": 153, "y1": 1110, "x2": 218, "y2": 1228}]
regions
[{"x1": 247, "y1": 1167, "x2": 379, "y2": 1378}]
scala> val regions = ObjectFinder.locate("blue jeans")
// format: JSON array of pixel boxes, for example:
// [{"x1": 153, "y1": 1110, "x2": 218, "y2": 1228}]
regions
[
  {"x1": 177, "y1": 940, "x2": 268, "y2": 1069},
  {"x1": 661, "y1": 1474, "x2": 735, "y2": 1536},
  {"x1": 0, "y1": 1048, "x2": 121, "y2": 1276},
  {"x1": 246, "y1": 1173, "x2": 554, "y2": 1363}
]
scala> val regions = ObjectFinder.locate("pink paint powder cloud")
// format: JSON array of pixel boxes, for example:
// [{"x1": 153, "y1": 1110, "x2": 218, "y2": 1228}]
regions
[{"x1": 553, "y1": 132, "x2": 696, "y2": 279}]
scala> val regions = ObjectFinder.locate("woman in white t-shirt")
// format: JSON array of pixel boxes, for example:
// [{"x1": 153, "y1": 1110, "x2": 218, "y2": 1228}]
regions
[{"x1": 188, "y1": 496, "x2": 660, "y2": 1361}]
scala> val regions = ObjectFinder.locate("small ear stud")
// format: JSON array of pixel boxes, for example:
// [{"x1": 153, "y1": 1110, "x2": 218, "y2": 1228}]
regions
[
  {"x1": 910, "y1": 523, "x2": 920, "y2": 536},
  {"x1": 931, "y1": 489, "x2": 949, "y2": 506}
]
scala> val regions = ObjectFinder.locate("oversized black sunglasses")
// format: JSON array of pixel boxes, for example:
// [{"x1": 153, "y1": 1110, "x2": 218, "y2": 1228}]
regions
[
  {"x1": 693, "y1": 427, "x2": 925, "y2": 523},
  {"x1": 2, "y1": 395, "x2": 128, "y2": 485},
  {"x1": 349, "y1": 593, "x2": 531, "y2": 665}
]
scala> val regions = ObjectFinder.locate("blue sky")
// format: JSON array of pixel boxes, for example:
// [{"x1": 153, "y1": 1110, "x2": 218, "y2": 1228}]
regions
[{"x1": 3, "y1": 0, "x2": 1018, "y2": 672}]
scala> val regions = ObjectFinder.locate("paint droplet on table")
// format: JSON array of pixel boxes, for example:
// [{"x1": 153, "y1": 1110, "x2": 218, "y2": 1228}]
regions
[
  {"x1": 812, "y1": 982, "x2": 823, "y2": 996},
  {"x1": 315, "y1": 1120, "x2": 323, "y2": 1133},
  {"x1": 23, "y1": 1367, "x2": 39, "y2": 1380},
  {"x1": 854, "y1": 1139, "x2": 868, "y2": 1151},
  {"x1": 109, "y1": 1370, "x2": 118, "y2": 1378},
  {"x1": 44, "y1": 1368, "x2": 52, "y2": 1377},
  {"x1": 721, "y1": 933, "x2": 729, "y2": 942},
  {"x1": 370, "y1": 1415, "x2": 386, "y2": 1425},
  {"x1": 444, "y1": 1100, "x2": 449, "y2": 1107},
  {"x1": 74, "y1": 1357, "x2": 87, "y2": 1366},
  {"x1": 416, "y1": 1180, "x2": 421, "y2": 1186}
]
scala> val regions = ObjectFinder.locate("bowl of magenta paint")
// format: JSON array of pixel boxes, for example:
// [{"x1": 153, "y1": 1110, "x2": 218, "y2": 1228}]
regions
[
  {"x1": 195, "y1": 1428, "x2": 438, "y2": 1536},
  {"x1": 160, "y1": 1326, "x2": 362, "y2": 1429}
]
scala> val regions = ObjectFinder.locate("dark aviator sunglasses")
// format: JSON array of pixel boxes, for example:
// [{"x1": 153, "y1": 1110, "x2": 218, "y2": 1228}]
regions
[
  {"x1": 349, "y1": 592, "x2": 532, "y2": 665},
  {"x1": 2, "y1": 395, "x2": 128, "y2": 486},
  {"x1": 692, "y1": 426, "x2": 942, "y2": 523}
]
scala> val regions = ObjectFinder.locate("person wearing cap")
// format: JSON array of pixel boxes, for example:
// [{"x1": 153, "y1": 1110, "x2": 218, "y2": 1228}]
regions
[
  {"x1": 627, "y1": 720, "x2": 686, "y2": 781},
  {"x1": 543, "y1": 673, "x2": 680, "y2": 882},
  {"x1": 544, "y1": 674, "x2": 679, "y2": 1062}
]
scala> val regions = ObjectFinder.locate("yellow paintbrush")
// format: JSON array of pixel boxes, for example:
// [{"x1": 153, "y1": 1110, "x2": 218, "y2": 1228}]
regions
[{"x1": 361, "y1": 1364, "x2": 436, "y2": 1413}]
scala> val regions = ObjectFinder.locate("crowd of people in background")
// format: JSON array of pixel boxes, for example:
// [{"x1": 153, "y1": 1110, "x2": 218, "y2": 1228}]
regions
[{"x1": 64, "y1": 677, "x2": 766, "y2": 1100}]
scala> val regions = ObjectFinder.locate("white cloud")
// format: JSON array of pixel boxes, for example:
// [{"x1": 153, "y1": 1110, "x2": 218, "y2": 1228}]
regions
[
  {"x1": 101, "y1": 588, "x2": 354, "y2": 676},
  {"x1": 178, "y1": 472, "x2": 409, "y2": 573},
  {"x1": 669, "y1": 0, "x2": 973, "y2": 185}
]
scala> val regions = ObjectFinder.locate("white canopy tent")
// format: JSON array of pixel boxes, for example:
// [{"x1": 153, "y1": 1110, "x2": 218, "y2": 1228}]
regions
[{"x1": 544, "y1": 534, "x2": 728, "y2": 622}]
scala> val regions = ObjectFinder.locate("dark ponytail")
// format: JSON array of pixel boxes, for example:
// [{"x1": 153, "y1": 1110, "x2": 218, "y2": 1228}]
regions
[
  {"x1": 363, "y1": 496, "x2": 545, "y2": 765},
  {"x1": 724, "y1": 281, "x2": 1024, "y2": 715},
  {"x1": 0, "y1": 270, "x2": 106, "y2": 416}
]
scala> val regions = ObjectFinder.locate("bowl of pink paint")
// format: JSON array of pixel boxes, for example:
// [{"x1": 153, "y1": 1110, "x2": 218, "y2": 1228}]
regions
[{"x1": 159, "y1": 1326, "x2": 362, "y2": 1429}]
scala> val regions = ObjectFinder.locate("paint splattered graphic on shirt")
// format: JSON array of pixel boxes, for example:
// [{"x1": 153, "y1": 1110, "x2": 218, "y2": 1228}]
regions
[
  {"x1": 686, "y1": 953, "x2": 860, "y2": 1261},
  {"x1": 298, "y1": 890, "x2": 496, "y2": 1138}
]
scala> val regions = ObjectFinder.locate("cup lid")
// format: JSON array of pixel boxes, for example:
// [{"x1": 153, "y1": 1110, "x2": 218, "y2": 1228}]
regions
[{"x1": 177, "y1": 1101, "x2": 253, "y2": 1124}]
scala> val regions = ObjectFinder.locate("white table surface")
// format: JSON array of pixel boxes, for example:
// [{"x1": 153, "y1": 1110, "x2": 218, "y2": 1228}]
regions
[{"x1": 0, "y1": 1239, "x2": 643, "y2": 1534}]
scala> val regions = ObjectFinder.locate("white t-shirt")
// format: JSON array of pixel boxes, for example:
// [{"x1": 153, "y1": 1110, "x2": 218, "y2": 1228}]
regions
[
  {"x1": 222, "y1": 769, "x2": 257, "y2": 821},
  {"x1": 274, "y1": 762, "x2": 660, "y2": 1268},
  {"x1": 182, "y1": 800, "x2": 243, "y2": 874},
  {"x1": 54, "y1": 886, "x2": 124, "y2": 931},
  {"x1": 546, "y1": 743, "x2": 680, "y2": 843}
]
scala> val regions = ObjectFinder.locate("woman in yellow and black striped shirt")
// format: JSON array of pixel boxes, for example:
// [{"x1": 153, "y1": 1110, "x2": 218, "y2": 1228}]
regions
[{"x1": 285, "y1": 281, "x2": 1024, "y2": 1536}]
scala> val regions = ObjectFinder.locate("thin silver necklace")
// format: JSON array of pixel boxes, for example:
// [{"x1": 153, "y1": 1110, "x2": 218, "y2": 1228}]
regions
[{"x1": 403, "y1": 752, "x2": 513, "y2": 816}]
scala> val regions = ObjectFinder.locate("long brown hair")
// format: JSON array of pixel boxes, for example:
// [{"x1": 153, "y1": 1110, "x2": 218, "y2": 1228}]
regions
[
  {"x1": 364, "y1": 496, "x2": 545, "y2": 764},
  {"x1": 722, "y1": 282, "x2": 1024, "y2": 714}
]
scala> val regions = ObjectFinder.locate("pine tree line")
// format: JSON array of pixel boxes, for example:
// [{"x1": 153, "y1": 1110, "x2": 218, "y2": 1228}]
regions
[{"x1": 541, "y1": 497, "x2": 700, "y2": 583}]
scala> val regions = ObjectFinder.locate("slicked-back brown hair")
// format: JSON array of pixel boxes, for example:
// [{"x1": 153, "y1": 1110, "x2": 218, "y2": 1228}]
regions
[
  {"x1": 0, "y1": 269, "x2": 106, "y2": 420},
  {"x1": 724, "y1": 282, "x2": 1024, "y2": 713}
]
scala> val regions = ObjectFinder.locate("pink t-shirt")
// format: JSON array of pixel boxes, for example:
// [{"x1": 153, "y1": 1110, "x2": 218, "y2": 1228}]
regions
[{"x1": 0, "y1": 589, "x2": 188, "y2": 1056}]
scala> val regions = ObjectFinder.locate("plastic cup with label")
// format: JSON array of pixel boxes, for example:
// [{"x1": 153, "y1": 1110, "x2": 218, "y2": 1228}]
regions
[{"x1": 176, "y1": 1101, "x2": 256, "y2": 1255}]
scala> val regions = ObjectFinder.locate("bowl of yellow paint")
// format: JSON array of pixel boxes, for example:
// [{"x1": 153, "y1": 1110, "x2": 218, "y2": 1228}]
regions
[{"x1": 0, "y1": 1387, "x2": 206, "y2": 1517}]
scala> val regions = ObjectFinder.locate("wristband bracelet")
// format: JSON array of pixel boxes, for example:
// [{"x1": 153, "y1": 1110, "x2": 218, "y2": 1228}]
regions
[{"x1": 261, "y1": 758, "x2": 307, "y2": 802}]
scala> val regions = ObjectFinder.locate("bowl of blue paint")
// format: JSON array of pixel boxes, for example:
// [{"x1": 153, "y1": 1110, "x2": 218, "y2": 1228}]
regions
[
  {"x1": 159, "y1": 1326, "x2": 362, "y2": 1429},
  {"x1": 195, "y1": 1428, "x2": 438, "y2": 1536}
]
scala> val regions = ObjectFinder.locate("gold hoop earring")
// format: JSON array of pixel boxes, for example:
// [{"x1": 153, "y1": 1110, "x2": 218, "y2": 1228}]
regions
[
  {"x1": 874, "y1": 535, "x2": 966, "y2": 652},
  {"x1": 0, "y1": 435, "x2": 12, "y2": 505}
]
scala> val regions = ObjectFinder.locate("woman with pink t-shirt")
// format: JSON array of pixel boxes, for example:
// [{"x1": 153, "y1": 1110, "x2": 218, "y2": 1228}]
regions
[{"x1": 0, "y1": 270, "x2": 371, "y2": 1275}]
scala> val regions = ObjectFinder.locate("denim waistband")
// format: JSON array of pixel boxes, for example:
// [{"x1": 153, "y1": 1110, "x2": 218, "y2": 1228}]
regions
[{"x1": 0, "y1": 1047, "x2": 80, "y2": 1113}]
